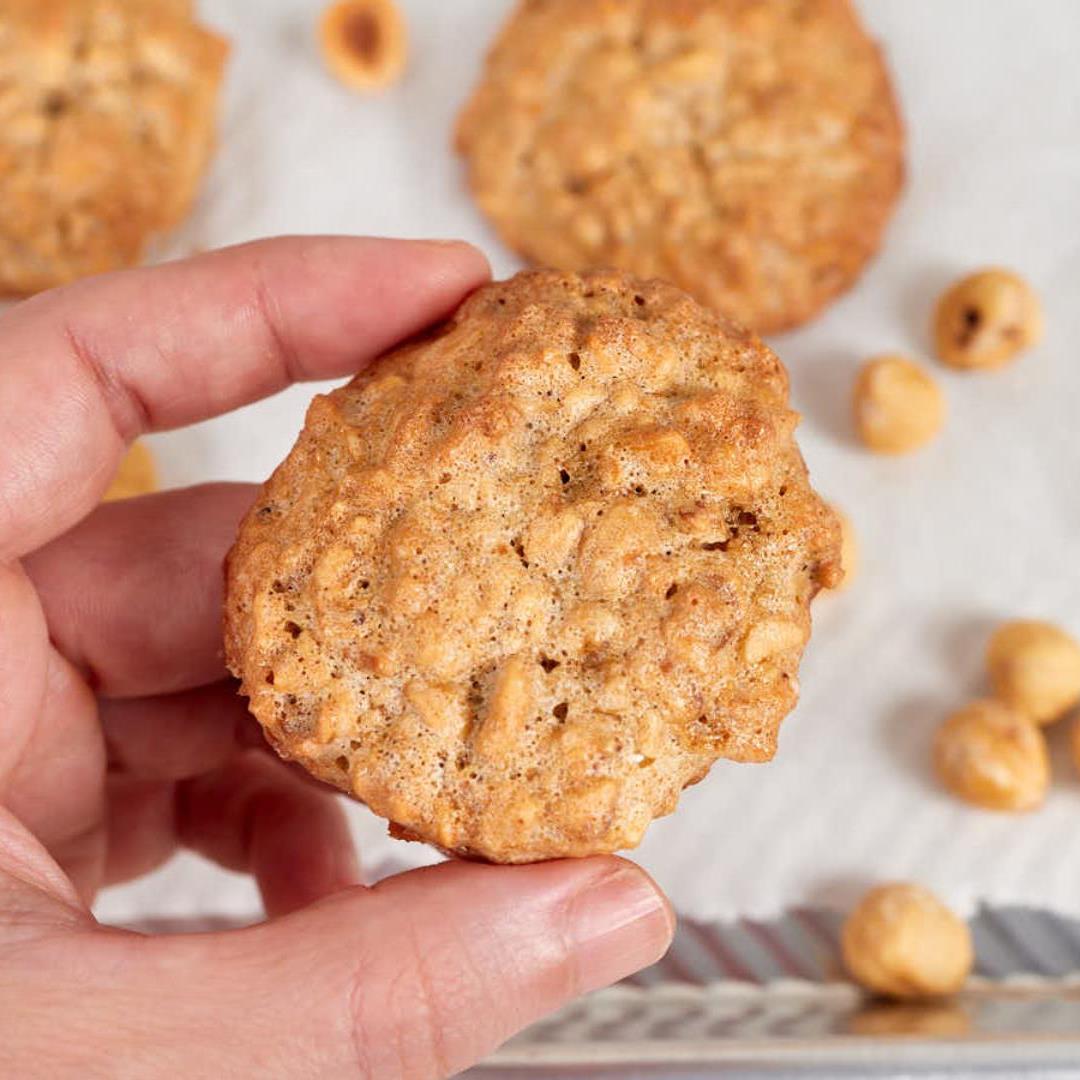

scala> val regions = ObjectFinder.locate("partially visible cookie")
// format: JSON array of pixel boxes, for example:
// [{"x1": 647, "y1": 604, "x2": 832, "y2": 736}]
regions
[
  {"x1": 104, "y1": 440, "x2": 158, "y2": 501},
  {"x1": 0, "y1": 0, "x2": 228, "y2": 296},
  {"x1": 456, "y1": 0, "x2": 904, "y2": 334},
  {"x1": 225, "y1": 269, "x2": 840, "y2": 863},
  {"x1": 142, "y1": 0, "x2": 194, "y2": 13}
]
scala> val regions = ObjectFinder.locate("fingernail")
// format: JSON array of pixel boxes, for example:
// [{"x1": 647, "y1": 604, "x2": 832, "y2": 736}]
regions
[
  {"x1": 405, "y1": 239, "x2": 491, "y2": 277},
  {"x1": 408, "y1": 238, "x2": 475, "y2": 250},
  {"x1": 569, "y1": 861, "x2": 674, "y2": 992}
]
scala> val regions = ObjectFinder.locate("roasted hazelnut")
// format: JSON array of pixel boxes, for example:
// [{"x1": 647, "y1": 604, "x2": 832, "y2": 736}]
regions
[
  {"x1": 842, "y1": 883, "x2": 972, "y2": 1000},
  {"x1": 320, "y1": 0, "x2": 407, "y2": 93},
  {"x1": 934, "y1": 269, "x2": 1042, "y2": 371},
  {"x1": 853, "y1": 355, "x2": 944, "y2": 455}
]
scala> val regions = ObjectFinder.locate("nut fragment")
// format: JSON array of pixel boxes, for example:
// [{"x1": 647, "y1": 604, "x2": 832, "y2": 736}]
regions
[
  {"x1": 841, "y1": 883, "x2": 973, "y2": 1000},
  {"x1": 473, "y1": 655, "x2": 535, "y2": 760},
  {"x1": 103, "y1": 441, "x2": 158, "y2": 502},
  {"x1": 986, "y1": 619, "x2": 1080, "y2": 725},
  {"x1": 743, "y1": 618, "x2": 805, "y2": 664},
  {"x1": 319, "y1": 0, "x2": 406, "y2": 92},
  {"x1": 933, "y1": 699, "x2": 1048, "y2": 812},
  {"x1": 933, "y1": 269, "x2": 1043, "y2": 370},
  {"x1": 852, "y1": 356, "x2": 944, "y2": 455},
  {"x1": 828, "y1": 504, "x2": 858, "y2": 590}
]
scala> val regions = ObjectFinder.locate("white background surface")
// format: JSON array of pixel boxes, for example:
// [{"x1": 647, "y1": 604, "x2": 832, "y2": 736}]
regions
[{"x1": 96, "y1": 0, "x2": 1080, "y2": 926}]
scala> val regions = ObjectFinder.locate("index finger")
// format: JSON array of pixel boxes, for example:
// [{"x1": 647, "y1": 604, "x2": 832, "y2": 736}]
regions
[{"x1": 0, "y1": 236, "x2": 489, "y2": 560}]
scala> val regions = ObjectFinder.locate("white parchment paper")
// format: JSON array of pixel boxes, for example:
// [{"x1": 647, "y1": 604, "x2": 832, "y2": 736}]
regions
[{"x1": 95, "y1": 0, "x2": 1080, "y2": 926}]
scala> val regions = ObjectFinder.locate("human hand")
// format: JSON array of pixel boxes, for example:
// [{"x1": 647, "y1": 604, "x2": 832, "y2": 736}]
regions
[{"x1": 0, "y1": 237, "x2": 673, "y2": 1078}]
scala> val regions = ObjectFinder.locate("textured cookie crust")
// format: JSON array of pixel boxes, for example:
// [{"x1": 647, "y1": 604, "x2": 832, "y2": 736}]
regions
[
  {"x1": 225, "y1": 270, "x2": 840, "y2": 862},
  {"x1": 0, "y1": 0, "x2": 227, "y2": 296},
  {"x1": 456, "y1": 0, "x2": 904, "y2": 334}
]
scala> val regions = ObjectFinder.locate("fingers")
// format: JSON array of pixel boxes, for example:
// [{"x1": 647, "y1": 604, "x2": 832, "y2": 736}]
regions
[
  {"x1": 103, "y1": 777, "x2": 177, "y2": 887},
  {"x1": 0, "y1": 563, "x2": 50, "y2": 785},
  {"x1": 25, "y1": 484, "x2": 256, "y2": 697},
  {"x1": 0, "y1": 856, "x2": 670, "y2": 1078},
  {"x1": 0, "y1": 236, "x2": 490, "y2": 559},
  {"x1": 100, "y1": 682, "x2": 261, "y2": 781},
  {"x1": 135, "y1": 857, "x2": 672, "y2": 1078},
  {"x1": 0, "y1": 825, "x2": 672, "y2": 1078},
  {"x1": 0, "y1": 805, "x2": 87, "y2": 923},
  {"x1": 101, "y1": 718, "x2": 346, "y2": 891},
  {"x1": 2, "y1": 642, "x2": 106, "y2": 904},
  {"x1": 0, "y1": 562, "x2": 106, "y2": 903},
  {"x1": 176, "y1": 751, "x2": 360, "y2": 917},
  {"x1": 344, "y1": 860, "x2": 673, "y2": 1077}
]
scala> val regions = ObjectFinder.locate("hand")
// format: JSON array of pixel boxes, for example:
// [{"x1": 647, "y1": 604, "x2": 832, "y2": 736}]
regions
[{"x1": 0, "y1": 238, "x2": 673, "y2": 1078}]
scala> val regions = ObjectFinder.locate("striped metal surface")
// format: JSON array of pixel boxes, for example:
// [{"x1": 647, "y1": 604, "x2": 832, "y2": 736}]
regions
[
  {"x1": 625, "y1": 906, "x2": 1080, "y2": 987},
  {"x1": 477, "y1": 906, "x2": 1080, "y2": 1072}
]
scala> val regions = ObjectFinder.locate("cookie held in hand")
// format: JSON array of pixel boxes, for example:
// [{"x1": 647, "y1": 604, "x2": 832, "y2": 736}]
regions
[{"x1": 225, "y1": 269, "x2": 840, "y2": 862}]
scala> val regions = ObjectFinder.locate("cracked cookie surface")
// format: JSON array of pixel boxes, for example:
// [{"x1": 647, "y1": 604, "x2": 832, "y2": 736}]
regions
[
  {"x1": 0, "y1": 0, "x2": 227, "y2": 295},
  {"x1": 225, "y1": 269, "x2": 840, "y2": 862},
  {"x1": 456, "y1": 0, "x2": 904, "y2": 334}
]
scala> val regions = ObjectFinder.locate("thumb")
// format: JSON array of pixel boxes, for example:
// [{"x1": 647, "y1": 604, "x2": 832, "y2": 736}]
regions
[{"x1": 127, "y1": 857, "x2": 673, "y2": 1078}]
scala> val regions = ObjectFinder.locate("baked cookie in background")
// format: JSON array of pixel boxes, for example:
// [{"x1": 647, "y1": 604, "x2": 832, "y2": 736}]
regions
[
  {"x1": 225, "y1": 269, "x2": 840, "y2": 863},
  {"x1": 140, "y1": 0, "x2": 194, "y2": 13},
  {"x1": 0, "y1": 0, "x2": 228, "y2": 296},
  {"x1": 103, "y1": 440, "x2": 158, "y2": 502},
  {"x1": 456, "y1": 0, "x2": 904, "y2": 335}
]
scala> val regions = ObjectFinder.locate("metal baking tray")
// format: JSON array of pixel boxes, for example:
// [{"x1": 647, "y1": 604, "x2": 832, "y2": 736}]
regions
[{"x1": 472, "y1": 906, "x2": 1080, "y2": 1077}]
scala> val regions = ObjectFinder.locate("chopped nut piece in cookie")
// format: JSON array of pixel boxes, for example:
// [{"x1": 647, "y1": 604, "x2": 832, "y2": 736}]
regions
[
  {"x1": 853, "y1": 355, "x2": 945, "y2": 455},
  {"x1": 828, "y1": 504, "x2": 858, "y2": 590},
  {"x1": 934, "y1": 269, "x2": 1042, "y2": 371},
  {"x1": 986, "y1": 619, "x2": 1080, "y2": 725},
  {"x1": 933, "y1": 699, "x2": 1048, "y2": 812},
  {"x1": 842, "y1": 883, "x2": 972, "y2": 1000},
  {"x1": 320, "y1": 0, "x2": 406, "y2": 92},
  {"x1": 743, "y1": 619, "x2": 805, "y2": 665}
]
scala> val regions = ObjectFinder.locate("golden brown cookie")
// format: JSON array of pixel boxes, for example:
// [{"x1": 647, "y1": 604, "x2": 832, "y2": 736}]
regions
[
  {"x1": 225, "y1": 269, "x2": 840, "y2": 862},
  {"x1": 0, "y1": 0, "x2": 228, "y2": 296},
  {"x1": 141, "y1": 0, "x2": 194, "y2": 13},
  {"x1": 456, "y1": 0, "x2": 904, "y2": 334},
  {"x1": 828, "y1": 503, "x2": 857, "y2": 589}
]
